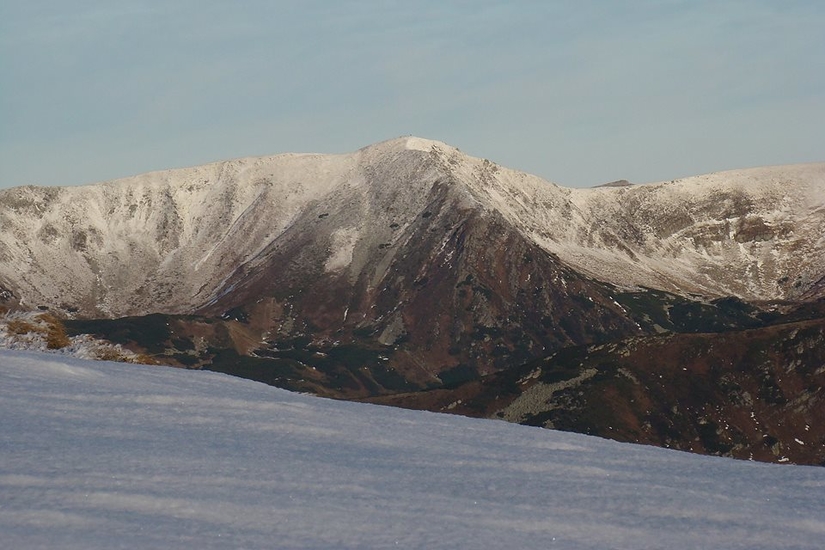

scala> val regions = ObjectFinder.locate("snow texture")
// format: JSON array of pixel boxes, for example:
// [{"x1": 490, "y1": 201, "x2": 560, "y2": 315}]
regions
[
  {"x1": 2, "y1": 349, "x2": 824, "y2": 549},
  {"x1": 2, "y1": 137, "x2": 823, "y2": 318}
]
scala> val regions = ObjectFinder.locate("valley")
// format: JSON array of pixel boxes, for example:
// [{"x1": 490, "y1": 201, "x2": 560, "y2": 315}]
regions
[{"x1": 1, "y1": 137, "x2": 823, "y2": 464}]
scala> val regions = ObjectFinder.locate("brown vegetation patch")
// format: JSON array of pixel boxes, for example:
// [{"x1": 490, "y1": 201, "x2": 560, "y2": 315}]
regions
[
  {"x1": 37, "y1": 313, "x2": 71, "y2": 349},
  {"x1": 6, "y1": 319, "x2": 43, "y2": 336}
]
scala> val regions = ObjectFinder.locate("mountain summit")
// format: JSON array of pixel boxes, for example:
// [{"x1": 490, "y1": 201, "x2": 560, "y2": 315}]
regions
[
  {"x1": 2, "y1": 137, "x2": 822, "y2": 319},
  {"x1": 1, "y1": 138, "x2": 823, "y2": 463}
]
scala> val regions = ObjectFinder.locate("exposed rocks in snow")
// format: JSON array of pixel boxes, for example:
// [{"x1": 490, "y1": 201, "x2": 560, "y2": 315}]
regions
[
  {"x1": 1, "y1": 137, "x2": 823, "y2": 466},
  {"x1": 1, "y1": 137, "x2": 822, "y2": 319},
  {"x1": 0, "y1": 311, "x2": 154, "y2": 364}
]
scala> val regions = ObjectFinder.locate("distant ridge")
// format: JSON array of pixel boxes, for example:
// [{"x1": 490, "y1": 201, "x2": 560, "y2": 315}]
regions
[
  {"x1": 593, "y1": 179, "x2": 633, "y2": 188},
  {"x1": 1, "y1": 137, "x2": 824, "y2": 464},
  {"x1": 1, "y1": 137, "x2": 822, "y2": 318}
]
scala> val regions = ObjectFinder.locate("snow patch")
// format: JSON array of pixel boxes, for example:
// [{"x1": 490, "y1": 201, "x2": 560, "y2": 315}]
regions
[
  {"x1": 404, "y1": 136, "x2": 445, "y2": 152},
  {"x1": 324, "y1": 227, "x2": 359, "y2": 272}
]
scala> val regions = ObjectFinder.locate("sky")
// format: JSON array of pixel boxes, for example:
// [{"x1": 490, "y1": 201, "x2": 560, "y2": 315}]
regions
[
  {"x1": 1, "y1": 1, "x2": 823, "y2": 189},
  {"x1": 3, "y1": 348, "x2": 825, "y2": 548}
]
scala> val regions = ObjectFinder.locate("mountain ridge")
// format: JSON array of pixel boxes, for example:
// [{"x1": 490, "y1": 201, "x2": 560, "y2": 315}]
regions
[
  {"x1": 1, "y1": 137, "x2": 823, "y2": 318},
  {"x1": 2, "y1": 136, "x2": 824, "y2": 464}
]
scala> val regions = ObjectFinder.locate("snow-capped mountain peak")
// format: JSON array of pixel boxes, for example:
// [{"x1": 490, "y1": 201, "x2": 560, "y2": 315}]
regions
[{"x1": 0, "y1": 138, "x2": 822, "y2": 319}]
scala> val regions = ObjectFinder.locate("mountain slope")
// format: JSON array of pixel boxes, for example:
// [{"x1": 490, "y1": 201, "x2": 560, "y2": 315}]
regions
[
  {"x1": 1, "y1": 138, "x2": 823, "y2": 319},
  {"x1": 3, "y1": 349, "x2": 825, "y2": 549},
  {"x1": 367, "y1": 312, "x2": 825, "y2": 465},
  {"x1": 466, "y1": 160, "x2": 825, "y2": 301},
  {"x1": 1, "y1": 137, "x2": 823, "y2": 465}
]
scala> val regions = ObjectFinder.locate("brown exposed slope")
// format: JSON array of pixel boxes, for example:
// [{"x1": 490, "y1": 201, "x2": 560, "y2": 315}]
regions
[
  {"x1": 3, "y1": 138, "x2": 824, "y2": 465},
  {"x1": 2, "y1": 139, "x2": 823, "y2": 318},
  {"x1": 196, "y1": 180, "x2": 645, "y2": 390},
  {"x1": 367, "y1": 314, "x2": 825, "y2": 465}
]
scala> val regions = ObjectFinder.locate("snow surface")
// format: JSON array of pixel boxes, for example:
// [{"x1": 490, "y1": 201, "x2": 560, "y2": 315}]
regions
[{"x1": 2, "y1": 349, "x2": 824, "y2": 549}]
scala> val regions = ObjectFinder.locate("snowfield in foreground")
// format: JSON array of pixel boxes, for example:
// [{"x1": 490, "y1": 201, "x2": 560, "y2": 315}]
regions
[{"x1": 2, "y1": 350, "x2": 824, "y2": 549}]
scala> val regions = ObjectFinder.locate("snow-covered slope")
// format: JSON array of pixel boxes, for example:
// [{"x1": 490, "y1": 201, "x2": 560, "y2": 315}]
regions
[
  {"x1": 0, "y1": 148, "x2": 362, "y2": 316},
  {"x1": 434, "y1": 144, "x2": 825, "y2": 300},
  {"x1": 2, "y1": 349, "x2": 824, "y2": 549},
  {"x1": 0, "y1": 137, "x2": 823, "y2": 317}
]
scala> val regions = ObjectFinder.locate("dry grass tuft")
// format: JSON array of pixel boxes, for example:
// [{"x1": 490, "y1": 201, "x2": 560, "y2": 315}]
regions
[
  {"x1": 94, "y1": 348, "x2": 129, "y2": 362},
  {"x1": 93, "y1": 348, "x2": 156, "y2": 365},
  {"x1": 6, "y1": 319, "x2": 44, "y2": 335},
  {"x1": 4, "y1": 312, "x2": 156, "y2": 363},
  {"x1": 132, "y1": 354, "x2": 157, "y2": 365},
  {"x1": 37, "y1": 313, "x2": 71, "y2": 349}
]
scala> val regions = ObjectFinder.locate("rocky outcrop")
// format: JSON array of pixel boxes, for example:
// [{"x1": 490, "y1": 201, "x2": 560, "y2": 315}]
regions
[
  {"x1": 2, "y1": 138, "x2": 823, "y2": 318},
  {"x1": 2, "y1": 137, "x2": 824, "y2": 464},
  {"x1": 367, "y1": 311, "x2": 825, "y2": 465}
]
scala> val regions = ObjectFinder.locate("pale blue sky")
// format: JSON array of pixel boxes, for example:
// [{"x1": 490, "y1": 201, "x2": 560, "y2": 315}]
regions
[{"x1": 1, "y1": 1, "x2": 823, "y2": 189}]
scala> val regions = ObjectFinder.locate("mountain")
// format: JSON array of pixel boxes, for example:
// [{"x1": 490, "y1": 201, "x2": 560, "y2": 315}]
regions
[
  {"x1": 2, "y1": 138, "x2": 823, "y2": 317},
  {"x1": 3, "y1": 349, "x2": 825, "y2": 549},
  {"x1": 367, "y1": 312, "x2": 825, "y2": 465},
  {"x1": 1, "y1": 137, "x2": 823, "y2": 463}
]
